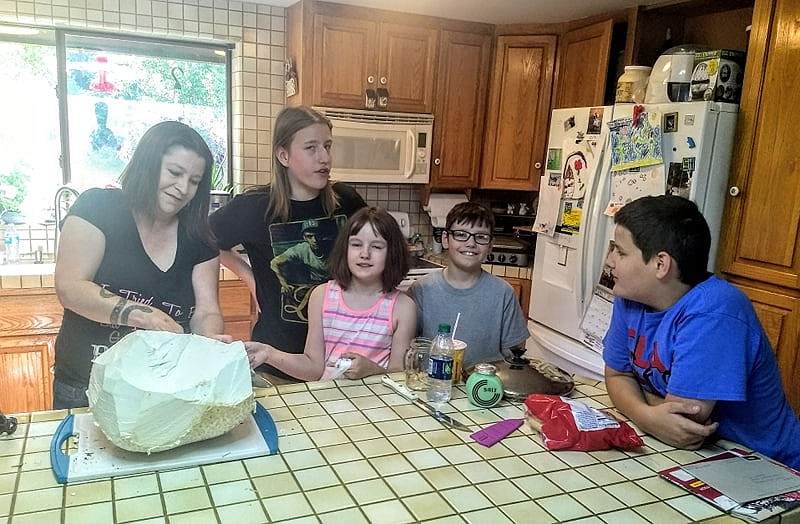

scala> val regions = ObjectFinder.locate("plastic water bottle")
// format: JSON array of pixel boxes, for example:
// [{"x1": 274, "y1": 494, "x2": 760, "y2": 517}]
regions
[
  {"x1": 426, "y1": 323, "x2": 454, "y2": 403},
  {"x1": 3, "y1": 224, "x2": 19, "y2": 264}
]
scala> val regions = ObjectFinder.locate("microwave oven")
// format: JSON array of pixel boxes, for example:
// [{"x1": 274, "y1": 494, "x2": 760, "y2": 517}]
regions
[{"x1": 313, "y1": 106, "x2": 433, "y2": 184}]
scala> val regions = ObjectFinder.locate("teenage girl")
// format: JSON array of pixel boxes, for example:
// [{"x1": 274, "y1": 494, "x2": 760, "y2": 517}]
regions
[
  {"x1": 210, "y1": 106, "x2": 366, "y2": 381},
  {"x1": 245, "y1": 207, "x2": 416, "y2": 380}
]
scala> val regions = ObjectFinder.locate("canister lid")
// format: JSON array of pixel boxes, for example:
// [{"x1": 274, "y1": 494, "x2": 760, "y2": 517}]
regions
[
  {"x1": 624, "y1": 65, "x2": 652, "y2": 72},
  {"x1": 474, "y1": 363, "x2": 497, "y2": 375}
]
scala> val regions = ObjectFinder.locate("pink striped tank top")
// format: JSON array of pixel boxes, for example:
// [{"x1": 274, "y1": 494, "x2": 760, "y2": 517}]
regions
[{"x1": 321, "y1": 280, "x2": 398, "y2": 378}]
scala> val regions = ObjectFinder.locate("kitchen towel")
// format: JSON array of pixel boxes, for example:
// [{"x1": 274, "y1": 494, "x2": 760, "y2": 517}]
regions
[{"x1": 424, "y1": 193, "x2": 468, "y2": 228}]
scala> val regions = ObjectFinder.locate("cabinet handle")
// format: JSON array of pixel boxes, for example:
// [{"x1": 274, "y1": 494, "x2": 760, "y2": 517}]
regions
[
  {"x1": 380, "y1": 76, "x2": 387, "y2": 85},
  {"x1": 434, "y1": 158, "x2": 441, "y2": 166},
  {"x1": 534, "y1": 161, "x2": 542, "y2": 169},
  {"x1": 367, "y1": 75, "x2": 375, "y2": 85},
  {"x1": 729, "y1": 186, "x2": 741, "y2": 197}
]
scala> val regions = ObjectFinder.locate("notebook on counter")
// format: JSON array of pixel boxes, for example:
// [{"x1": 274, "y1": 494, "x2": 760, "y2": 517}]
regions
[{"x1": 659, "y1": 448, "x2": 800, "y2": 522}]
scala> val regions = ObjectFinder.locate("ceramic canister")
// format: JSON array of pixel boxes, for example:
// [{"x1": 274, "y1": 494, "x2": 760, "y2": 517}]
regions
[{"x1": 466, "y1": 363, "x2": 504, "y2": 408}]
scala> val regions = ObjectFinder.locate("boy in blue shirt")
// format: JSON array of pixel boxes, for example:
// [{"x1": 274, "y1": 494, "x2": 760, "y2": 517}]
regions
[{"x1": 603, "y1": 195, "x2": 800, "y2": 469}]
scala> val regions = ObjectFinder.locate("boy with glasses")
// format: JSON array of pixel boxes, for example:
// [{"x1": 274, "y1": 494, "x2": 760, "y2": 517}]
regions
[{"x1": 408, "y1": 202, "x2": 530, "y2": 370}]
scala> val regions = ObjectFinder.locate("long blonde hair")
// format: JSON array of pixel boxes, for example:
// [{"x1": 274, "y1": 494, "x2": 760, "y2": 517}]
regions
[{"x1": 265, "y1": 106, "x2": 340, "y2": 222}]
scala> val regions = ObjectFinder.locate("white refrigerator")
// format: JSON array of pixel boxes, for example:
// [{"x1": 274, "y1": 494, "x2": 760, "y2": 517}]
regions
[{"x1": 526, "y1": 101, "x2": 739, "y2": 379}]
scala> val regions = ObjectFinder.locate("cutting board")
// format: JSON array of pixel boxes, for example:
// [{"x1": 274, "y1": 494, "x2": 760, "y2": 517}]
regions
[{"x1": 50, "y1": 402, "x2": 278, "y2": 484}]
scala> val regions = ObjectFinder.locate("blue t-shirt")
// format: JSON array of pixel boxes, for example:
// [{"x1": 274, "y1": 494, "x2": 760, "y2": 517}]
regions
[{"x1": 603, "y1": 275, "x2": 800, "y2": 469}]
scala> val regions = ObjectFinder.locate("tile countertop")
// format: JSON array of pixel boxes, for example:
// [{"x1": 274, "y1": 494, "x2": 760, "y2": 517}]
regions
[{"x1": 1, "y1": 374, "x2": 792, "y2": 524}]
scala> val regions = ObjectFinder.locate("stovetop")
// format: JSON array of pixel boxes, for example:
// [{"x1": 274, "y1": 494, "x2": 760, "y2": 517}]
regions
[{"x1": 409, "y1": 257, "x2": 443, "y2": 271}]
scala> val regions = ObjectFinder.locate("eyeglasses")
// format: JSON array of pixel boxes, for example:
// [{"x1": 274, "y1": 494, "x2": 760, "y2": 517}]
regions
[{"x1": 447, "y1": 229, "x2": 493, "y2": 245}]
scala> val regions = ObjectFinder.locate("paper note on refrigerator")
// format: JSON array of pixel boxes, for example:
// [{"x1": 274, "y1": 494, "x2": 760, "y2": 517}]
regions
[
  {"x1": 581, "y1": 285, "x2": 614, "y2": 354},
  {"x1": 534, "y1": 170, "x2": 563, "y2": 236},
  {"x1": 605, "y1": 165, "x2": 666, "y2": 216},
  {"x1": 608, "y1": 112, "x2": 663, "y2": 171}
]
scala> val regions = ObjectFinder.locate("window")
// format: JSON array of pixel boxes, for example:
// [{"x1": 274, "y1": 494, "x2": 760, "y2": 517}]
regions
[{"x1": 0, "y1": 24, "x2": 231, "y2": 234}]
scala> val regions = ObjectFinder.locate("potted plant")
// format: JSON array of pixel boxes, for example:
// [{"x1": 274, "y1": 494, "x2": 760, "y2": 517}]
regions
[{"x1": 0, "y1": 170, "x2": 30, "y2": 225}]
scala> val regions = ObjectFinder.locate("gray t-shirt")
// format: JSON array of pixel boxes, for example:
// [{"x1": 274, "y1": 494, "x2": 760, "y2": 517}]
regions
[{"x1": 407, "y1": 270, "x2": 530, "y2": 367}]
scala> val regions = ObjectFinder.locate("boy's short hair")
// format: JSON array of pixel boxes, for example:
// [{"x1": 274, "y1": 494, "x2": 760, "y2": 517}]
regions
[
  {"x1": 445, "y1": 202, "x2": 495, "y2": 232},
  {"x1": 614, "y1": 195, "x2": 711, "y2": 286}
]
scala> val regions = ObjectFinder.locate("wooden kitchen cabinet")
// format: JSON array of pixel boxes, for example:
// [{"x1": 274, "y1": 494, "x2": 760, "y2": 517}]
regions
[
  {"x1": 553, "y1": 20, "x2": 613, "y2": 109},
  {"x1": 503, "y1": 276, "x2": 531, "y2": 318},
  {"x1": 219, "y1": 279, "x2": 257, "y2": 342},
  {"x1": 1, "y1": 335, "x2": 55, "y2": 414},
  {"x1": 0, "y1": 288, "x2": 62, "y2": 414},
  {"x1": 480, "y1": 35, "x2": 557, "y2": 191},
  {"x1": 429, "y1": 30, "x2": 492, "y2": 189},
  {"x1": 717, "y1": 0, "x2": 800, "y2": 413},
  {"x1": 287, "y1": 1, "x2": 438, "y2": 113},
  {"x1": 0, "y1": 278, "x2": 255, "y2": 414}
]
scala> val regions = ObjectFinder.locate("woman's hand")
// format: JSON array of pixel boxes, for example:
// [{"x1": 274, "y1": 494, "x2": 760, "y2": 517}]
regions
[{"x1": 138, "y1": 308, "x2": 184, "y2": 333}]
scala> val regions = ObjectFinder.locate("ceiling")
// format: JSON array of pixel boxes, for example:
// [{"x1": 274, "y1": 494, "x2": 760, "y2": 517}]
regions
[{"x1": 262, "y1": 0, "x2": 668, "y2": 25}]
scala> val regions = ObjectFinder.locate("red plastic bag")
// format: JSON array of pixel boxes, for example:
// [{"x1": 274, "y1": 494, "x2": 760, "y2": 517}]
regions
[{"x1": 524, "y1": 394, "x2": 643, "y2": 451}]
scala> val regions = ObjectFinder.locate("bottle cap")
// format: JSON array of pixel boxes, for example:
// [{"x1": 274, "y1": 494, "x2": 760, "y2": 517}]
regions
[{"x1": 437, "y1": 323, "x2": 451, "y2": 334}]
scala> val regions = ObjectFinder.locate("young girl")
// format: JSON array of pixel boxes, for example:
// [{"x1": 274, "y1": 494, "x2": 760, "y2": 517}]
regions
[
  {"x1": 210, "y1": 106, "x2": 366, "y2": 381},
  {"x1": 245, "y1": 207, "x2": 416, "y2": 380}
]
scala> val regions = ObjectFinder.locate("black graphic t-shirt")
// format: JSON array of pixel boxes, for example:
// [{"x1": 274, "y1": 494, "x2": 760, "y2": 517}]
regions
[
  {"x1": 54, "y1": 188, "x2": 219, "y2": 389},
  {"x1": 210, "y1": 183, "x2": 366, "y2": 380}
]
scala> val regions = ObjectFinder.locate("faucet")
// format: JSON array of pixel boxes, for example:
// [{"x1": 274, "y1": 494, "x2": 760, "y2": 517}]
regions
[{"x1": 53, "y1": 186, "x2": 80, "y2": 259}]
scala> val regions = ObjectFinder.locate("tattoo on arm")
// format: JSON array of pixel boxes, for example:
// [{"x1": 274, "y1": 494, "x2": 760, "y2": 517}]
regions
[
  {"x1": 120, "y1": 304, "x2": 153, "y2": 326},
  {"x1": 110, "y1": 297, "x2": 126, "y2": 325}
]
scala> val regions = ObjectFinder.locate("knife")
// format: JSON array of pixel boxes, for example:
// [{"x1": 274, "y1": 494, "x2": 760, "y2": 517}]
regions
[{"x1": 381, "y1": 375, "x2": 471, "y2": 432}]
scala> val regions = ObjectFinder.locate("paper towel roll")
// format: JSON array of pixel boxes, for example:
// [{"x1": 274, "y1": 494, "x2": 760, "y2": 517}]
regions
[{"x1": 424, "y1": 193, "x2": 468, "y2": 228}]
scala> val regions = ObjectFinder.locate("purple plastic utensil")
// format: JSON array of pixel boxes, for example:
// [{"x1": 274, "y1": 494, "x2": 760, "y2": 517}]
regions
[{"x1": 470, "y1": 418, "x2": 524, "y2": 447}]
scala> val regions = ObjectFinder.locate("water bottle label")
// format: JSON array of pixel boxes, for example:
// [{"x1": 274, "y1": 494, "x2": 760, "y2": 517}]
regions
[{"x1": 428, "y1": 355, "x2": 453, "y2": 380}]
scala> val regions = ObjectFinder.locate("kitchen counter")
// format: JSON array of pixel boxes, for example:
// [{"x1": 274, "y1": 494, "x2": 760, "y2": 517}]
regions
[
  {"x1": 3, "y1": 374, "x2": 792, "y2": 523},
  {"x1": 0, "y1": 263, "x2": 242, "y2": 290}
]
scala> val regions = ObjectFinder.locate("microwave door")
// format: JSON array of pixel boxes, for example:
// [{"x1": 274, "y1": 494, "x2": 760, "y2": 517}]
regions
[{"x1": 329, "y1": 122, "x2": 411, "y2": 181}]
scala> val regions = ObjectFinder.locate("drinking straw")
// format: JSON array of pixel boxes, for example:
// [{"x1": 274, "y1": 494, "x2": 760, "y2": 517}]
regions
[{"x1": 452, "y1": 312, "x2": 461, "y2": 340}]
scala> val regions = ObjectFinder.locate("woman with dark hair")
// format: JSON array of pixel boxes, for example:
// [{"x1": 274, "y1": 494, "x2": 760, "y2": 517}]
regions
[
  {"x1": 210, "y1": 106, "x2": 366, "y2": 381},
  {"x1": 53, "y1": 121, "x2": 225, "y2": 409},
  {"x1": 245, "y1": 207, "x2": 415, "y2": 381}
]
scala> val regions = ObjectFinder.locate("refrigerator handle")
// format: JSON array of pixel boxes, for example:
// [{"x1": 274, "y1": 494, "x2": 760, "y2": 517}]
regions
[{"x1": 578, "y1": 134, "x2": 611, "y2": 316}]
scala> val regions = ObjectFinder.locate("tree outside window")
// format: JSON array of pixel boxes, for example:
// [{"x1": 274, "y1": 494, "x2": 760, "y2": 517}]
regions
[{"x1": 0, "y1": 25, "x2": 231, "y2": 228}]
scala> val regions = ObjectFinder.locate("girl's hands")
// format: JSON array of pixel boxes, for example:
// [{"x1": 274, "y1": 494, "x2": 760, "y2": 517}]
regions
[
  {"x1": 339, "y1": 352, "x2": 384, "y2": 379},
  {"x1": 244, "y1": 341, "x2": 273, "y2": 368}
]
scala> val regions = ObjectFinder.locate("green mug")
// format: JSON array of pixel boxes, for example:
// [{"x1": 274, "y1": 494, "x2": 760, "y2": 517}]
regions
[{"x1": 466, "y1": 363, "x2": 504, "y2": 408}]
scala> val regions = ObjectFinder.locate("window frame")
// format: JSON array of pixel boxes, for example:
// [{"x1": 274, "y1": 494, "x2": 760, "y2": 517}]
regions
[{"x1": 1, "y1": 22, "x2": 233, "y2": 189}]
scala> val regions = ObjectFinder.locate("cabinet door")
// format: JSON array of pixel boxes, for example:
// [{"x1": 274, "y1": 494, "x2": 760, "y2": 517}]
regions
[
  {"x1": 430, "y1": 30, "x2": 492, "y2": 189},
  {"x1": 378, "y1": 23, "x2": 438, "y2": 113},
  {"x1": 503, "y1": 276, "x2": 531, "y2": 318},
  {"x1": 718, "y1": 0, "x2": 800, "y2": 289},
  {"x1": 554, "y1": 20, "x2": 613, "y2": 108},
  {"x1": 481, "y1": 35, "x2": 557, "y2": 190},
  {"x1": 219, "y1": 280, "x2": 255, "y2": 340},
  {"x1": 0, "y1": 335, "x2": 54, "y2": 414},
  {"x1": 733, "y1": 280, "x2": 800, "y2": 414},
  {"x1": 313, "y1": 14, "x2": 378, "y2": 109}
]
